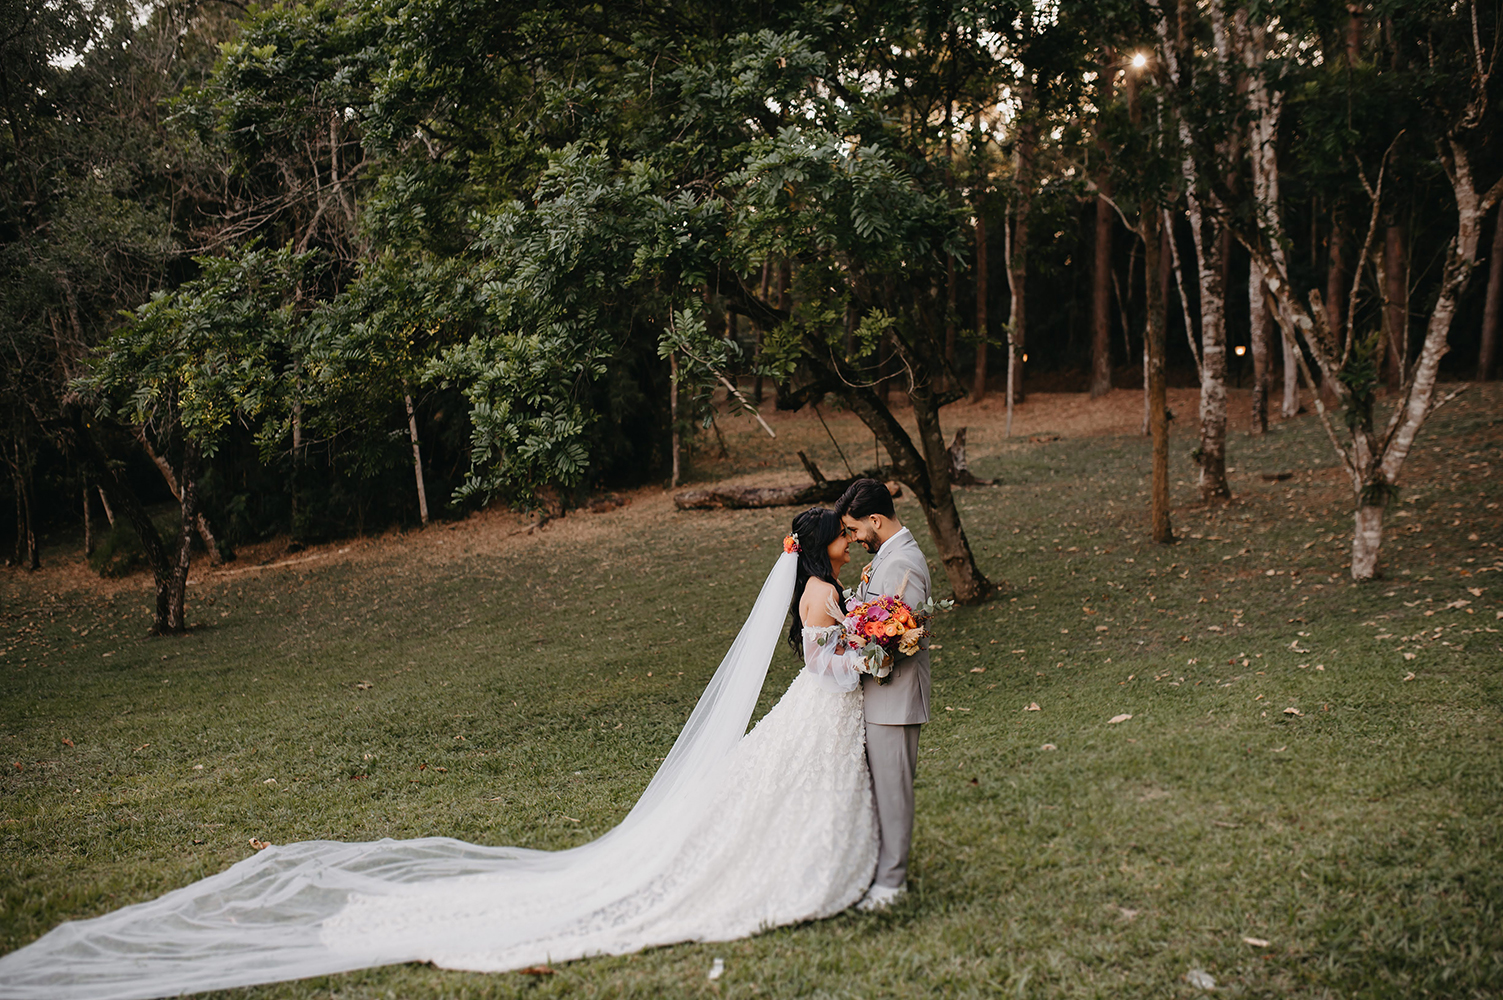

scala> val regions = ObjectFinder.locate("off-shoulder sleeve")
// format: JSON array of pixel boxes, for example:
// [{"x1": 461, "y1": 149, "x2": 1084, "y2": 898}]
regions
[{"x1": 801, "y1": 626, "x2": 864, "y2": 693}]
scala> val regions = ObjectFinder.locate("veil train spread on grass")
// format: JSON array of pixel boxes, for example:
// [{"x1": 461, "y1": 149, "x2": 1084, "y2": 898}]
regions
[{"x1": 0, "y1": 553, "x2": 802, "y2": 1000}]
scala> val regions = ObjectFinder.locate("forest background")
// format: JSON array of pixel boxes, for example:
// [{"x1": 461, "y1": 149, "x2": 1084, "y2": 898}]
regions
[{"x1": 2, "y1": 0, "x2": 1501, "y2": 631}]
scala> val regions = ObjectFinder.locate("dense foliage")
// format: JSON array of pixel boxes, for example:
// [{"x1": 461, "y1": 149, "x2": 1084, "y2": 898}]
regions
[{"x1": 2, "y1": 0, "x2": 1500, "y2": 605}]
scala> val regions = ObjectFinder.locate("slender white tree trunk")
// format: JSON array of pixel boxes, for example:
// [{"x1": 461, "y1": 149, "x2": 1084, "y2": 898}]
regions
[
  {"x1": 669, "y1": 351, "x2": 681, "y2": 487},
  {"x1": 404, "y1": 390, "x2": 429, "y2": 526},
  {"x1": 1249, "y1": 258, "x2": 1271, "y2": 432},
  {"x1": 1351, "y1": 504, "x2": 1384, "y2": 579}
]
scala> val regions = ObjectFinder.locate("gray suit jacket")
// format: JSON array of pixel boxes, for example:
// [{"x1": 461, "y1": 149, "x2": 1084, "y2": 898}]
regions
[{"x1": 855, "y1": 527, "x2": 932, "y2": 725}]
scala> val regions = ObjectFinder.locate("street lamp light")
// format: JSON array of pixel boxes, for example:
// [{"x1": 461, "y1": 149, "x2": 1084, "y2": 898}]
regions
[{"x1": 1131, "y1": 52, "x2": 1148, "y2": 69}]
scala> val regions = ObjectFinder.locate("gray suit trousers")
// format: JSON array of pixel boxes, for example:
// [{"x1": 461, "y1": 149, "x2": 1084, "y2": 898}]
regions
[{"x1": 865, "y1": 721, "x2": 921, "y2": 889}]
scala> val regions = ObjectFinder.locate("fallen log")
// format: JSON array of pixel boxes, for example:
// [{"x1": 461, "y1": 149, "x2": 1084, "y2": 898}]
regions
[{"x1": 674, "y1": 464, "x2": 900, "y2": 511}]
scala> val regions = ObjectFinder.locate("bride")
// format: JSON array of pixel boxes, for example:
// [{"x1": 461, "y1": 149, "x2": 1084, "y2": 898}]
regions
[{"x1": 0, "y1": 508, "x2": 881, "y2": 1000}]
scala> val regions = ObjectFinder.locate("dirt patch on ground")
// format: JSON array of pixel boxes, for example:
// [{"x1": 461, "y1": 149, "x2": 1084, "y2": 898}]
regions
[{"x1": 0, "y1": 381, "x2": 1444, "y2": 605}]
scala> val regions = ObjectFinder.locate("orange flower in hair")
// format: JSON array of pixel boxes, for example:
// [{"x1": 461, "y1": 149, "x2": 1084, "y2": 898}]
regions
[{"x1": 783, "y1": 534, "x2": 801, "y2": 554}]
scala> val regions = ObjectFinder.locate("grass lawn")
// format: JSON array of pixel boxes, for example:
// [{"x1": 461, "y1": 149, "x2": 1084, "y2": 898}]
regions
[{"x1": 2, "y1": 386, "x2": 1500, "y2": 998}]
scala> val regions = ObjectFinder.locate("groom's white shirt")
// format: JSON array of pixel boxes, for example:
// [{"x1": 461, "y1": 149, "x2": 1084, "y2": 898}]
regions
[{"x1": 856, "y1": 526, "x2": 931, "y2": 725}]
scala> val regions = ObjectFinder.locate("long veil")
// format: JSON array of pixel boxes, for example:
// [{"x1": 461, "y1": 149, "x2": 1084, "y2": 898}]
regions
[{"x1": 0, "y1": 553, "x2": 799, "y2": 1000}]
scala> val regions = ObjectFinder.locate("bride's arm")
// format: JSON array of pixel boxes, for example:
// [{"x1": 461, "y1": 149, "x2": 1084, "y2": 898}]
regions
[{"x1": 802, "y1": 627, "x2": 864, "y2": 692}]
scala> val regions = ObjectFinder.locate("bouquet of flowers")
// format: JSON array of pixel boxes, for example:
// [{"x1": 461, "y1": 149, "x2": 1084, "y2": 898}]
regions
[{"x1": 840, "y1": 593, "x2": 953, "y2": 683}]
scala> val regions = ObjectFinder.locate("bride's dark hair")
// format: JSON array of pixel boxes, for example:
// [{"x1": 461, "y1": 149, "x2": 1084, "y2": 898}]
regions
[{"x1": 786, "y1": 506, "x2": 847, "y2": 659}]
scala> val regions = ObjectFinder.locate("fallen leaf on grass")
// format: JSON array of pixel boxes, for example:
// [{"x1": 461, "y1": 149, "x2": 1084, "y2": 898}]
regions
[
  {"x1": 61, "y1": 738, "x2": 73, "y2": 747},
  {"x1": 1467, "y1": 587, "x2": 1484, "y2": 597},
  {"x1": 1185, "y1": 968, "x2": 1216, "y2": 989},
  {"x1": 970, "y1": 666, "x2": 986, "y2": 673},
  {"x1": 1271, "y1": 746, "x2": 1287, "y2": 753},
  {"x1": 1040, "y1": 744, "x2": 1057, "y2": 751},
  {"x1": 1283, "y1": 707, "x2": 1304, "y2": 717},
  {"x1": 355, "y1": 682, "x2": 373, "y2": 691},
  {"x1": 1403, "y1": 652, "x2": 1417, "y2": 660},
  {"x1": 518, "y1": 966, "x2": 555, "y2": 976},
  {"x1": 1242, "y1": 936, "x2": 1271, "y2": 948},
  {"x1": 707, "y1": 957, "x2": 725, "y2": 981},
  {"x1": 1025, "y1": 702, "x2": 1041, "y2": 711},
  {"x1": 248, "y1": 838, "x2": 270, "y2": 850},
  {"x1": 1403, "y1": 672, "x2": 1416, "y2": 681},
  {"x1": 1108, "y1": 714, "x2": 1132, "y2": 724}
]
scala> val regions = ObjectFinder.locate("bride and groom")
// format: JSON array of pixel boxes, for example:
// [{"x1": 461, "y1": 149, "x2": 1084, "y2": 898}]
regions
[{"x1": 0, "y1": 479, "x2": 934, "y2": 999}]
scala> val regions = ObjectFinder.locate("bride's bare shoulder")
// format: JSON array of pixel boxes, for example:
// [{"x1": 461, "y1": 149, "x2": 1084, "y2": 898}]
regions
[{"x1": 799, "y1": 578, "x2": 840, "y2": 626}]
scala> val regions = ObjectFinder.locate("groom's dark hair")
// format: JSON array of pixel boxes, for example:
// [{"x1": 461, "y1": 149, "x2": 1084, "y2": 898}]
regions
[{"x1": 833, "y1": 478, "x2": 895, "y2": 520}]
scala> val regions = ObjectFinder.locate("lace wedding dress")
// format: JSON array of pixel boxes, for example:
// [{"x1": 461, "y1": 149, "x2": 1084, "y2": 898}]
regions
[{"x1": 0, "y1": 553, "x2": 875, "y2": 1000}]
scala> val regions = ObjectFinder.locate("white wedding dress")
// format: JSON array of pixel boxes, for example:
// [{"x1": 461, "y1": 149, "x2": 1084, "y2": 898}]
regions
[{"x1": 0, "y1": 553, "x2": 876, "y2": 1000}]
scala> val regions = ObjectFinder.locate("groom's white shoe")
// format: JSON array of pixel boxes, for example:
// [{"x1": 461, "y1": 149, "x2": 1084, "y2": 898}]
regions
[{"x1": 856, "y1": 883, "x2": 906, "y2": 912}]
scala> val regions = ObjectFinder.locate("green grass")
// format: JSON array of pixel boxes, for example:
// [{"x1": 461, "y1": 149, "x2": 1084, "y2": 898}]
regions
[{"x1": 2, "y1": 385, "x2": 1501, "y2": 998}]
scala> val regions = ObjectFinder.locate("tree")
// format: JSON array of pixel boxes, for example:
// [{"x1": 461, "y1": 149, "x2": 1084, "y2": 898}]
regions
[
  {"x1": 1222, "y1": 0, "x2": 1502, "y2": 581},
  {"x1": 1154, "y1": 0, "x2": 1232, "y2": 503},
  {"x1": 424, "y1": 13, "x2": 1013, "y2": 600},
  {"x1": 80, "y1": 245, "x2": 316, "y2": 632},
  {"x1": 1090, "y1": 56, "x2": 1119, "y2": 400}
]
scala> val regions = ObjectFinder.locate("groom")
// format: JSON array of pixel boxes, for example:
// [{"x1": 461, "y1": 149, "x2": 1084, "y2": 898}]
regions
[{"x1": 835, "y1": 478, "x2": 930, "y2": 911}]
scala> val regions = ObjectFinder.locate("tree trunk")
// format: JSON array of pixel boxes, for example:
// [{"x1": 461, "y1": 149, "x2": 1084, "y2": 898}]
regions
[
  {"x1": 1007, "y1": 96, "x2": 1035, "y2": 406},
  {"x1": 1326, "y1": 213, "x2": 1347, "y2": 341},
  {"x1": 136, "y1": 429, "x2": 224, "y2": 563},
  {"x1": 947, "y1": 428, "x2": 991, "y2": 486},
  {"x1": 1091, "y1": 60, "x2": 1118, "y2": 399},
  {"x1": 1249, "y1": 260, "x2": 1271, "y2": 433},
  {"x1": 1186, "y1": 194, "x2": 1231, "y2": 500},
  {"x1": 290, "y1": 370, "x2": 305, "y2": 547},
  {"x1": 1383, "y1": 223, "x2": 1407, "y2": 388},
  {"x1": 1477, "y1": 204, "x2": 1503, "y2": 380},
  {"x1": 777, "y1": 258, "x2": 792, "y2": 404},
  {"x1": 908, "y1": 385, "x2": 991, "y2": 600},
  {"x1": 97, "y1": 486, "x2": 115, "y2": 527},
  {"x1": 404, "y1": 389, "x2": 430, "y2": 526},
  {"x1": 166, "y1": 439, "x2": 200, "y2": 632},
  {"x1": 753, "y1": 261, "x2": 770, "y2": 403},
  {"x1": 1145, "y1": 207, "x2": 1173, "y2": 544},
  {"x1": 1240, "y1": 15, "x2": 1297, "y2": 420},
  {"x1": 83, "y1": 482, "x2": 93, "y2": 557},
  {"x1": 8, "y1": 441, "x2": 39, "y2": 570},
  {"x1": 1281, "y1": 322, "x2": 1301, "y2": 417},
  {"x1": 945, "y1": 253, "x2": 957, "y2": 385},
  {"x1": 1091, "y1": 190, "x2": 1114, "y2": 397},
  {"x1": 669, "y1": 350, "x2": 681, "y2": 487},
  {"x1": 1351, "y1": 503, "x2": 1383, "y2": 580},
  {"x1": 973, "y1": 208, "x2": 988, "y2": 402}
]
